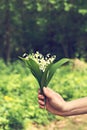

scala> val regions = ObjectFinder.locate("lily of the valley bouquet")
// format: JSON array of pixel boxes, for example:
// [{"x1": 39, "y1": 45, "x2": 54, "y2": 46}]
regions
[{"x1": 19, "y1": 51, "x2": 69, "y2": 95}]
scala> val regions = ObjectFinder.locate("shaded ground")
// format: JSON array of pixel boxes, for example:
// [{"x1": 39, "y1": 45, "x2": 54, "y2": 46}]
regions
[{"x1": 26, "y1": 114, "x2": 87, "y2": 130}]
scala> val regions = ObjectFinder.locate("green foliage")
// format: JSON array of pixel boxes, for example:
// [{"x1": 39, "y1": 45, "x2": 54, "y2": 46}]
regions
[
  {"x1": 20, "y1": 54, "x2": 69, "y2": 95},
  {"x1": 0, "y1": 59, "x2": 87, "y2": 129},
  {"x1": 1, "y1": 0, "x2": 87, "y2": 61},
  {"x1": 48, "y1": 58, "x2": 69, "y2": 84},
  {"x1": 49, "y1": 64, "x2": 87, "y2": 101}
]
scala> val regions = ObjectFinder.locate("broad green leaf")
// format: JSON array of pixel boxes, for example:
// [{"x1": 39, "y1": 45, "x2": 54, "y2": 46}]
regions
[
  {"x1": 47, "y1": 58, "x2": 70, "y2": 84},
  {"x1": 19, "y1": 57, "x2": 42, "y2": 86},
  {"x1": 28, "y1": 58, "x2": 43, "y2": 86},
  {"x1": 19, "y1": 57, "x2": 29, "y2": 67}
]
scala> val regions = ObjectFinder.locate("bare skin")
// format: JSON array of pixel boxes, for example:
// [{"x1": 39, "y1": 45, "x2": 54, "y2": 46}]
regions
[{"x1": 38, "y1": 87, "x2": 87, "y2": 116}]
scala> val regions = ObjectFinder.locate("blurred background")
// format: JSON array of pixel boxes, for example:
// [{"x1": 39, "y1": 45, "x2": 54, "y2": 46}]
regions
[
  {"x1": 0, "y1": 0, "x2": 87, "y2": 130},
  {"x1": 0, "y1": 0, "x2": 87, "y2": 62}
]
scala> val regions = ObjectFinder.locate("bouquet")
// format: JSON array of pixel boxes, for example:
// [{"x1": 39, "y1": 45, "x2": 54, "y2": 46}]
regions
[{"x1": 19, "y1": 51, "x2": 69, "y2": 96}]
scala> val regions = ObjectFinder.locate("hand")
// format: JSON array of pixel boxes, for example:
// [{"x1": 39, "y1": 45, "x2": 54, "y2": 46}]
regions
[
  {"x1": 38, "y1": 87, "x2": 87, "y2": 116},
  {"x1": 38, "y1": 87, "x2": 67, "y2": 116}
]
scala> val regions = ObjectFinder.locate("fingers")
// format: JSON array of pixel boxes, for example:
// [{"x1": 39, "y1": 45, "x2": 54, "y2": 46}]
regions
[
  {"x1": 38, "y1": 98, "x2": 45, "y2": 109},
  {"x1": 43, "y1": 87, "x2": 54, "y2": 99},
  {"x1": 38, "y1": 100, "x2": 45, "y2": 108},
  {"x1": 38, "y1": 90, "x2": 44, "y2": 99},
  {"x1": 38, "y1": 89, "x2": 45, "y2": 109}
]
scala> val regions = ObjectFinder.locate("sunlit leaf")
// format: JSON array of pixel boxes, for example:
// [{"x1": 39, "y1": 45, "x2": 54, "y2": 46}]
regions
[
  {"x1": 19, "y1": 57, "x2": 42, "y2": 86},
  {"x1": 47, "y1": 58, "x2": 69, "y2": 84}
]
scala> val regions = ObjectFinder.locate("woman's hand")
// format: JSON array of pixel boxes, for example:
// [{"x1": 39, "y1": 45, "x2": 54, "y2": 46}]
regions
[
  {"x1": 38, "y1": 87, "x2": 87, "y2": 116},
  {"x1": 38, "y1": 87, "x2": 68, "y2": 116}
]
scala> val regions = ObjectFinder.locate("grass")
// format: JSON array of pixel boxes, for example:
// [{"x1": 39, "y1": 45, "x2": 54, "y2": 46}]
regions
[{"x1": 0, "y1": 58, "x2": 87, "y2": 130}]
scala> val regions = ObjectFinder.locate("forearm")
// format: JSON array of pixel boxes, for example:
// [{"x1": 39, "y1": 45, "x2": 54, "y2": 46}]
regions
[{"x1": 63, "y1": 97, "x2": 87, "y2": 116}]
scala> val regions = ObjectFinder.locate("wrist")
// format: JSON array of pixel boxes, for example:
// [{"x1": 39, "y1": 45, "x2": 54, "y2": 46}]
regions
[
  {"x1": 58, "y1": 101, "x2": 73, "y2": 117},
  {"x1": 55, "y1": 101, "x2": 70, "y2": 117}
]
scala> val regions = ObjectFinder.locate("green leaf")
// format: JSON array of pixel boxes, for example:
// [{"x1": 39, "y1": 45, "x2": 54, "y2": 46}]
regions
[
  {"x1": 28, "y1": 58, "x2": 43, "y2": 86},
  {"x1": 19, "y1": 57, "x2": 42, "y2": 86},
  {"x1": 47, "y1": 58, "x2": 70, "y2": 84},
  {"x1": 19, "y1": 57, "x2": 29, "y2": 67}
]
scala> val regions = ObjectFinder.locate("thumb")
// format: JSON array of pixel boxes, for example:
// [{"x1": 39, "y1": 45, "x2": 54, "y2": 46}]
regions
[{"x1": 43, "y1": 87, "x2": 53, "y2": 99}]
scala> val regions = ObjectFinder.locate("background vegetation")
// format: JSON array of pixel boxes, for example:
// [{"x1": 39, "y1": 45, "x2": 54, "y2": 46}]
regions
[
  {"x1": 0, "y1": 0, "x2": 87, "y2": 62},
  {"x1": 0, "y1": 59, "x2": 87, "y2": 130},
  {"x1": 0, "y1": 0, "x2": 87, "y2": 129}
]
